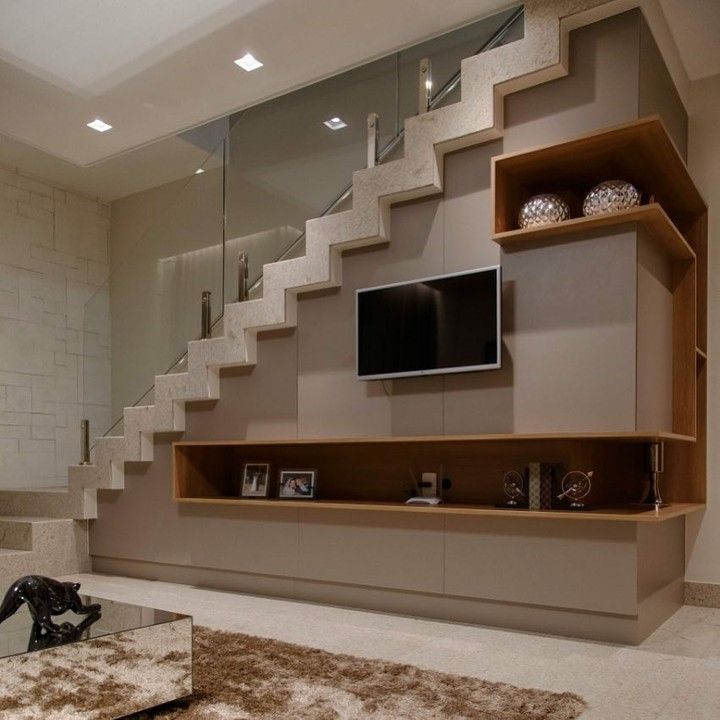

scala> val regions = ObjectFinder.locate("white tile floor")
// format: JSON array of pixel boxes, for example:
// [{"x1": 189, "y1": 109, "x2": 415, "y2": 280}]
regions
[{"x1": 62, "y1": 573, "x2": 720, "y2": 719}]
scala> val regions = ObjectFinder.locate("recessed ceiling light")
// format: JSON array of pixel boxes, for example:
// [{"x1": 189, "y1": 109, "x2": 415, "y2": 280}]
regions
[
  {"x1": 234, "y1": 53, "x2": 263, "y2": 72},
  {"x1": 195, "y1": 168, "x2": 205, "y2": 175},
  {"x1": 87, "y1": 118, "x2": 112, "y2": 132},
  {"x1": 323, "y1": 117, "x2": 347, "y2": 130}
]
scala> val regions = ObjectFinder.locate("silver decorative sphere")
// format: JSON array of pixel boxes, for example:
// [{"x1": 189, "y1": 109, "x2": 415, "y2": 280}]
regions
[
  {"x1": 518, "y1": 194, "x2": 570, "y2": 229},
  {"x1": 582, "y1": 180, "x2": 640, "y2": 217}
]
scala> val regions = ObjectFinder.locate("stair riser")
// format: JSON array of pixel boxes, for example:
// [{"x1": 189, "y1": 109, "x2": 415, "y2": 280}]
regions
[{"x1": 0, "y1": 521, "x2": 32, "y2": 551}]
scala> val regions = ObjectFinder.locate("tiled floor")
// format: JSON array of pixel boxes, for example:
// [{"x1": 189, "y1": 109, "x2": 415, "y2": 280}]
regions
[{"x1": 62, "y1": 573, "x2": 719, "y2": 719}]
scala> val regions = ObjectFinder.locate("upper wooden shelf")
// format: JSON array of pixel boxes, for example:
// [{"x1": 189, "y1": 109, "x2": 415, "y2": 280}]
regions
[
  {"x1": 493, "y1": 203, "x2": 695, "y2": 260},
  {"x1": 492, "y1": 116, "x2": 706, "y2": 238},
  {"x1": 174, "y1": 430, "x2": 694, "y2": 448},
  {"x1": 175, "y1": 496, "x2": 704, "y2": 523}
]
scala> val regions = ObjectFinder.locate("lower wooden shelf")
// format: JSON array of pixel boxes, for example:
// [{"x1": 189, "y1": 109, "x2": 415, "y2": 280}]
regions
[{"x1": 175, "y1": 496, "x2": 703, "y2": 522}]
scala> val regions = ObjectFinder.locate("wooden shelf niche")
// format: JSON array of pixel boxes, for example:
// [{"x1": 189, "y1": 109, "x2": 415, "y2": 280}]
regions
[
  {"x1": 491, "y1": 116, "x2": 708, "y2": 506},
  {"x1": 492, "y1": 116, "x2": 705, "y2": 241},
  {"x1": 173, "y1": 433, "x2": 702, "y2": 522}
]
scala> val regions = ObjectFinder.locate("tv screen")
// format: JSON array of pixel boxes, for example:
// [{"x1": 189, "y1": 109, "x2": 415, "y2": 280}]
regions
[{"x1": 356, "y1": 266, "x2": 501, "y2": 380}]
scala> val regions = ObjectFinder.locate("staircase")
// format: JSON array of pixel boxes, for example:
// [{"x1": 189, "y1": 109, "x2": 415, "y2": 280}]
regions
[{"x1": 0, "y1": 0, "x2": 632, "y2": 575}]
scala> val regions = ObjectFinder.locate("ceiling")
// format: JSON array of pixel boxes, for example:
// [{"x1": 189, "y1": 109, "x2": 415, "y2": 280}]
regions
[
  {"x1": 0, "y1": 0, "x2": 511, "y2": 167},
  {"x1": 0, "y1": 0, "x2": 716, "y2": 201}
]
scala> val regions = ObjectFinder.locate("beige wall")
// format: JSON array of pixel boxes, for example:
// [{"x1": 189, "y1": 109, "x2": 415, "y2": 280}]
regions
[
  {"x1": 685, "y1": 73, "x2": 720, "y2": 584},
  {"x1": 0, "y1": 167, "x2": 109, "y2": 488},
  {"x1": 108, "y1": 167, "x2": 224, "y2": 424}
]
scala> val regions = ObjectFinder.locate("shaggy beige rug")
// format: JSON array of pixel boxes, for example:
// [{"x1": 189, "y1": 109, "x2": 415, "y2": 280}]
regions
[{"x1": 133, "y1": 627, "x2": 586, "y2": 720}]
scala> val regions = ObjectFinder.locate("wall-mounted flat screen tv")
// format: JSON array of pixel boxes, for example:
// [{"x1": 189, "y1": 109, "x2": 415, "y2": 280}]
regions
[{"x1": 356, "y1": 266, "x2": 501, "y2": 381}]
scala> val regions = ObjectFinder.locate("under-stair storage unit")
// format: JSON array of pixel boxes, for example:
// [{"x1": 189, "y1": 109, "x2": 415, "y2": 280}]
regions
[{"x1": 491, "y1": 116, "x2": 708, "y2": 506}]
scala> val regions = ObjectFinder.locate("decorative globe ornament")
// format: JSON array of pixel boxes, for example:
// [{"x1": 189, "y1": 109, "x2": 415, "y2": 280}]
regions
[
  {"x1": 557, "y1": 470, "x2": 593, "y2": 510},
  {"x1": 582, "y1": 180, "x2": 640, "y2": 217},
  {"x1": 502, "y1": 470, "x2": 525, "y2": 507},
  {"x1": 518, "y1": 194, "x2": 570, "y2": 229}
]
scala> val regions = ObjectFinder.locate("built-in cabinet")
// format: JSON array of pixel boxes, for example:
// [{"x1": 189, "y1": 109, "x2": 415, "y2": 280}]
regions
[{"x1": 174, "y1": 117, "x2": 707, "y2": 521}]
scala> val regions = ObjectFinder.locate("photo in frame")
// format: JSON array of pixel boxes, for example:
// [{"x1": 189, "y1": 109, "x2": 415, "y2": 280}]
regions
[
  {"x1": 278, "y1": 469, "x2": 317, "y2": 499},
  {"x1": 241, "y1": 463, "x2": 271, "y2": 498}
]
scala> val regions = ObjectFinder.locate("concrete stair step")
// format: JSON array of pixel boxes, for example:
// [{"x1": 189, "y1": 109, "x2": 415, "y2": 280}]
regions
[
  {"x1": 0, "y1": 488, "x2": 94, "y2": 520},
  {"x1": 0, "y1": 515, "x2": 90, "y2": 584}
]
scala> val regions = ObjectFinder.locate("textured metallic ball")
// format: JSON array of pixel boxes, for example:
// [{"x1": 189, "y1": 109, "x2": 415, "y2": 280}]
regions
[
  {"x1": 582, "y1": 180, "x2": 640, "y2": 217},
  {"x1": 518, "y1": 194, "x2": 570, "y2": 229}
]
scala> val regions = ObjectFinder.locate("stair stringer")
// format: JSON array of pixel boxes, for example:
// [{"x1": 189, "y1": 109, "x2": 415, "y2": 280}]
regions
[{"x1": 2, "y1": 0, "x2": 642, "y2": 521}]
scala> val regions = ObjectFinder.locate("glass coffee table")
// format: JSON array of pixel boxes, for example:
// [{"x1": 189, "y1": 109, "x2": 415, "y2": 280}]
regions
[{"x1": 0, "y1": 593, "x2": 192, "y2": 719}]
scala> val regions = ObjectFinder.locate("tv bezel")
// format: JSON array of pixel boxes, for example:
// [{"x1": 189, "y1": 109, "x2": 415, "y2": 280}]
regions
[{"x1": 355, "y1": 265, "x2": 502, "y2": 381}]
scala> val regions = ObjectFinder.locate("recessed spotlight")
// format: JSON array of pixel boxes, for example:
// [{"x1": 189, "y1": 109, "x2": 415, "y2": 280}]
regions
[
  {"x1": 234, "y1": 53, "x2": 263, "y2": 72},
  {"x1": 323, "y1": 117, "x2": 347, "y2": 130},
  {"x1": 195, "y1": 168, "x2": 205, "y2": 175},
  {"x1": 87, "y1": 118, "x2": 112, "y2": 132}
]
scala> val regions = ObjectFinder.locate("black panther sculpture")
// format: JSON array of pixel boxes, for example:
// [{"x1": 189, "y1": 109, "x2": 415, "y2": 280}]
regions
[{"x1": 0, "y1": 576, "x2": 101, "y2": 649}]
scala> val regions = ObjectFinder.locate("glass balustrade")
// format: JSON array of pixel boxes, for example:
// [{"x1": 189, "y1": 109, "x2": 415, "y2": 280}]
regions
[
  {"x1": 81, "y1": 139, "x2": 226, "y2": 440},
  {"x1": 81, "y1": 6, "x2": 524, "y2": 444}
]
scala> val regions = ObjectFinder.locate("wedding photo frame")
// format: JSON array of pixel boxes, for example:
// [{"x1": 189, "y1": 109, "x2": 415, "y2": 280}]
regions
[
  {"x1": 241, "y1": 463, "x2": 271, "y2": 498},
  {"x1": 278, "y1": 470, "x2": 317, "y2": 499}
]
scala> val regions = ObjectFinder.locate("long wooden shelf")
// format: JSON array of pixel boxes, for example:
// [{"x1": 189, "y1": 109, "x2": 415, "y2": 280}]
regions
[
  {"x1": 175, "y1": 430, "x2": 695, "y2": 447},
  {"x1": 493, "y1": 203, "x2": 694, "y2": 260},
  {"x1": 176, "y1": 496, "x2": 703, "y2": 522}
]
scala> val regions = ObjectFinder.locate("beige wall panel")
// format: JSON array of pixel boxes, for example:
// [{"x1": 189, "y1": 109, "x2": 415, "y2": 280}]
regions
[
  {"x1": 442, "y1": 141, "x2": 502, "y2": 273},
  {"x1": 637, "y1": 516, "x2": 684, "y2": 602},
  {"x1": 185, "y1": 328, "x2": 299, "y2": 440},
  {"x1": 92, "y1": 556, "x2": 298, "y2": 600},
  {"x1": 297, "y1": 508, "x2": 444, "y2": 594},
  {"x1": 93, "y1": 554, "x2": 647, "y2": 644},
  {"x1": 440, "y1": 142, "x2": 516, "y2": 434},
  {"x1": 638, "y1": 17, "x2": 688, "y2": 159},
  {"x1": 297, "y1": 198, "x2": 445, "y2": 439},
  {"x1": 503, "y1": 228, "x2": 638, "y2": 432},
  {"x1": 503, "y1": 12, "x2": 640, "y2": 154},
  {"x1": 91, "y1": 442, "x2": 300, "y2": 577},
  {"x1": 444, "y1": 515, "x2": 638, "y2": 615},
  {"x1": 636, "y1": 230, "x2": 673, "y2": 432}
]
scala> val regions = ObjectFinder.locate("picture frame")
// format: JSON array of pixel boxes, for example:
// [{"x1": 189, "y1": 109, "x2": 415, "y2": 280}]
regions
[
  {"x1": 240, "y1": 463, "x2": 271, "y2": 498},
  {"x1": 278, "y1": 469, "x2": 317, "y2": 499}
]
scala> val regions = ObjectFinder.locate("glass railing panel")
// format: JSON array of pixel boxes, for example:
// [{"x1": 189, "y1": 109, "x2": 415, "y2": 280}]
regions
[
  {"x1": 82, "y1": 7, "x2": 524, "y2": 447},
  {"x1": 225, "y1": 53, "x2": 399, "y2": 301},
  {"x1": 236, "y1": 6, "x2": 524, "y2": 294},
  {"x1": 82, "y1": 137, "x2": 226, "y2": 438},
  {"x1": 398, "y1": 7, "x2": 524, "y2": 120}
]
